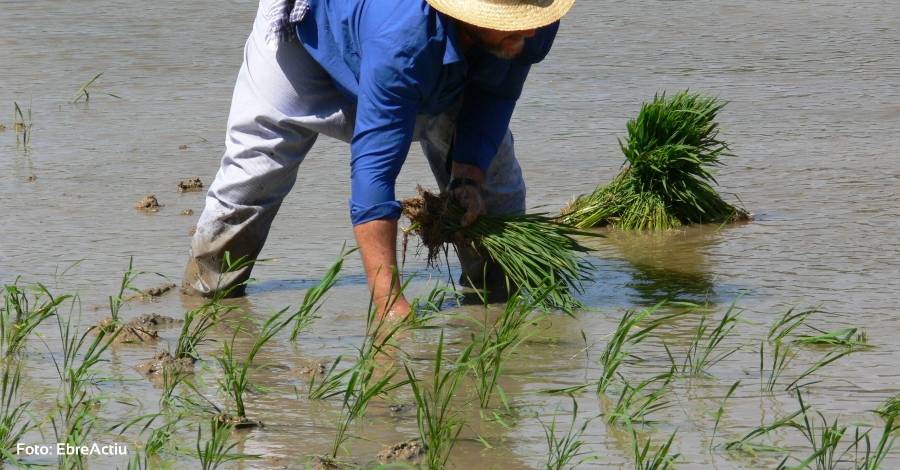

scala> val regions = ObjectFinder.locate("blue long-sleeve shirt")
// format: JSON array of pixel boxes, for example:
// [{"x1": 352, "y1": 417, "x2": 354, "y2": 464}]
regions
[{"x1": 295, "y1": 0, "x2": 558, "y2": 225}]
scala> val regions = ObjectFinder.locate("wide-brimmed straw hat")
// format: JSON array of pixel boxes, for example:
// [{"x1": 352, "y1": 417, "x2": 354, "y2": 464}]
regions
[{"x1": 426, "y1": 0, "x2": 576, "y2": 32}]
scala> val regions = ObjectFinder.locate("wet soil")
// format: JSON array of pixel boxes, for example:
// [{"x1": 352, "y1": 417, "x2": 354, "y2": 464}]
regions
[
  {"x1": 308, "y1": 456, "x2": 346, "y2": 470},
  {"x1": 376, "y1": 439, "x2": 426, "y2": 464},
  {"x1": 135, "y1": 195, "x2": 161, "y2": 211},
  {"x1": 216, "y1": 413, "x2": 263, "y2": 429},
  {"x1": 135, "y1": 351, "x2": 196, "y2": 376},
  {"x1": 127, "y1": 283, "x2": 178, "y2": 301},
  {"x1": 298, "y1": 361, "x2": 328, "y2": 376},
  {"x1": 176, "y1": 177, "x2": 203, "y2": 192}
]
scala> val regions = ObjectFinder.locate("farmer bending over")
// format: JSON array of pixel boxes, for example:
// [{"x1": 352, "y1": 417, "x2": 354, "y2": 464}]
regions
[{"x1": 182, "y1": 0, "x2": 576, "y2": 318}]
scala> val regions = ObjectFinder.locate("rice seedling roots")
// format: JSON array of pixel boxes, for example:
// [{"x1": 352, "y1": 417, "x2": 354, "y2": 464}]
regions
[
  {"x1": 402, "y1": 186, "x2": 594, "y2": 311},
  {"x1": 401, "y1": 186, "x2": 462, "y2": 265}
]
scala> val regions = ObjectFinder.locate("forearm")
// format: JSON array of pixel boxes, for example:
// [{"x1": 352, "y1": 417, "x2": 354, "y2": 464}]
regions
[{"x1": 353, "y1": 219, "x2": 410, "y2": 318}]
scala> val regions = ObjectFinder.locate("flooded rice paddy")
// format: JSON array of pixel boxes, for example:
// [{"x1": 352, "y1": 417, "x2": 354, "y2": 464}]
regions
[{"x1": 1, "y1": 0, "x2": 899, "y2": 468}]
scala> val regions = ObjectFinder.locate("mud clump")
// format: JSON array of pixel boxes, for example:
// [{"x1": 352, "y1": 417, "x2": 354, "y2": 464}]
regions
[
  {"x1": 377, "y1": 439, "x2": 426, "y2": 464},
  {"x1": 130, "y1": 313, "x2": 182, "y2": 329},
  {"x1": 96, "y1": 317, "x2": 159, "y2": 344},
  {"x1": 298, "y1": 361, "x2": 328, "y2": 376},
  {"x1": 135, "y1": 195, "x2": 161, "y2": 212},
  {"x1": 308, "y1": 456, "x2": 344, "y2": 470},
  {"x1": 180, "y1": 208, "x2": 194, "y2": 216},
  {"x1": 216, "y1": 413, "x2": 263, "y2": 429},
  {"x1": 127, "y1": 283, "x2": 178, "y2": 301},
  {"x1": 135, "y1": 351, "x2": 196, "y2": 376},
  {"x1": 388, "y1": 403, "x2": 412, "y2": 416},
  {"x1": 177, "y1": 177, "x2": 204, "y2": 193}
]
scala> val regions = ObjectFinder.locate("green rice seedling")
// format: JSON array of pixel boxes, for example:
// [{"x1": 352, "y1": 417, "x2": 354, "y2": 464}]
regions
[
  {"x1": 850, "y1": 415, "x2": 897, "y2": 470},
  {"x1": 560, "y1": 90, "x2": 748, "y2": 230},
  {"x1": 767, "y1": 307, "x2": 868, "y2": 349},
  {"x1": 793, "y1": 327, "x2": 869, "y2": 349},
  {"x1": 470, "y1": 289, "x2": 548, "y2": 409},
  {"x1": 597, "y1": 302, "x2": 686, "y2": 395},
  {"x1": 403, "y1": 187, "x2": 596, "y2": 313},
  {"x1": 711, "y1": 380, "x2": 741, "y2": 449},
  {"x1": 631, "y1": 428, "x2": 680, "y2": 470},
  {"x1": 0, "y1": 361, "x2": 31, "y2": 464},
  {"x1": 175, "y1": 253, "x2": 257, "y2": 361},
  {"x1": 2, "y1": 281, "x2": 67, "y2": 357},
  {"x1": 72, "y1": 72, "x2": 121, "y2": 103},
  {"x1": 218, "y1": 251, "x2": 349, "y2": 419},
  {"x1": 218, "y1": 300, "x2": 314, "y2": 423},
  {"x1": 786, "y1": 391, "x2": 848, "y2": 470},
  {"x1": 760, "y1": 339, "x2": 796, "y2": 392},
  {"x1": 875, "y1": 393, "x2": 899, "y2": 420},
  {"x1": 606, "y1": 370, "x2": 674, "y2": 426},
  {"x1": 409, "y1": 282, "x2": 459, "y2": 320},
  {"x1": 330, "y1": 278, "x2": 410, "y2": 459},
  {"x1": 196, "y1": 417, "x2": 250, "y2": 470},
  {"x1": 49, "y1": 308, "x2": 119, "y2": 470},
  {"x1": 680, "y1": 302, "x2": 742, "y2": 376},
  {"x1": 174, "y1": 302, "x2": 223, "y2": 362},
  {"x1": 13, "y1": 101, "x2": 32, "y2": 149},
  {"x1": 542, "y1": 397, "x2": 596, "y2": 470},
  {"x1": 114, "y1": 413, "x2": 179, "y2": 469},
  {"x1": 290, "y1": 248, "x2": 350, "y2": 341},
  {"x1": 783, "y1": 348, "x2": 853, "y2": 391},
  {"x1": 101, "y1": 257, "x2": 141, "y2": 332},
  {"x1": 404, "y1": 330, "x2": 473, "y2": 469},
  {"x1": 768, "y1": 307, "x2": 816, "y2": 343},
  {"x1": 725, "y1": 408, "x2": 804, "y2": 455},
  {"x1": 307, "y1": 355, "x2": 353, "y2": 400}
]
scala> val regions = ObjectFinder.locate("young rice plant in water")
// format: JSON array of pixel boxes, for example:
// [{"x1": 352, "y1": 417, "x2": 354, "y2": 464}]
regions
[
  {"x1": 542, "y1": 397, "x2": 595, "y2": 470},
  {"x1": 471, "y1": 289, "x2": 548, "y2": 409},
  {"x1": 561, "y1": 90, "x2": 748, "y2": 230},
  {"x1": 217, "y1": 251, "x2": 345, "y2": 424},
  {"x1": 404, "y1": 330, "x2": 473, "y2": 469},
  {"x1": 330, "y1": 275, "x2": 409, "y2": 459}
]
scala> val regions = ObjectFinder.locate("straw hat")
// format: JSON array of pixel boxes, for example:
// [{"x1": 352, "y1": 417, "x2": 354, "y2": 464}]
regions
[{"x1": 426, "y1": 0, "x2": 576, "y2": 32}]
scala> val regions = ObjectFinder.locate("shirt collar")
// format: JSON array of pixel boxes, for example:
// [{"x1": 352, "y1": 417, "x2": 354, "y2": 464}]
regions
[{"x1": 441, "y1": 13, "x2": 465, "y2": 65}]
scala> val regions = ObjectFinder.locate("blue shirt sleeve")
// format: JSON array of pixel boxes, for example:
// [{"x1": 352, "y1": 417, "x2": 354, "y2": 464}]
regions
[
  {"x1": 452, "y1": 22, "x2": 560, "y2": 173},
  {"x1": 349, "y1": 9, "x2": 441, "y2": 226}
]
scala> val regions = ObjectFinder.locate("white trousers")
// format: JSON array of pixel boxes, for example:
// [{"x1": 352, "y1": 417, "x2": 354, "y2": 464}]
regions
[{"x1": 183, "y1": 0, "x2": 526, "y2": 296}]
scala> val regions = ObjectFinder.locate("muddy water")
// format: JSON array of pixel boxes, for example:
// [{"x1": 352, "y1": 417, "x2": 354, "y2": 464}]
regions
[{"x1": 2, "y1": 0, "x2": 899, "y2": 468}]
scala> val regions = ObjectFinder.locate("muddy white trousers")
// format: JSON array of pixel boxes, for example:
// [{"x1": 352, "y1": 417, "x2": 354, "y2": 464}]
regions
[{"x1": 183, "y1": 0, "x2": 526, "y2": 296}]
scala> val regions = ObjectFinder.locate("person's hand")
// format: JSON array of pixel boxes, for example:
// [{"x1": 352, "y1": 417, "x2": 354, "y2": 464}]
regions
[{"x1": 449, "y1": 162, "x2": 486, "y2": 227}]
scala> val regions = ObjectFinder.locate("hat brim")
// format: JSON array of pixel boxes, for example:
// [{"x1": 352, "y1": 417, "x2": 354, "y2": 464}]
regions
[{"x1": 426, "y1": 0, "x2": 576, "y2": 32}]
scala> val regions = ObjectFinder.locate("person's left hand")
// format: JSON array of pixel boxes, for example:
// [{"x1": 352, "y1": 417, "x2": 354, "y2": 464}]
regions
[{"x1": 448, "y1": 162, "x2": 486, "y2": 227}]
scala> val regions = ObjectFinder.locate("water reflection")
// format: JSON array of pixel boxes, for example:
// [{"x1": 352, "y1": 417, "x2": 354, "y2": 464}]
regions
[{"x1": 583, "y1": 225, "x2": 726, "y2": 306}]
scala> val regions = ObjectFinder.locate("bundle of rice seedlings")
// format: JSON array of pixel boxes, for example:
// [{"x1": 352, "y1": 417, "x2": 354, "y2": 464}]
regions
[
  {"x1": 402, "y1": 187, "x2": 594, "y2": 313},
  {"x1": 560, "y1": 90, "x2": 749, "y2": 230}
]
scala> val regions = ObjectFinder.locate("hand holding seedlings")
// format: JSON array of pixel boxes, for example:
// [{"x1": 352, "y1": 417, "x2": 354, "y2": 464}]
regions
[{"x1": 448, "y1": 161, "x2": 487, "y2": 227}]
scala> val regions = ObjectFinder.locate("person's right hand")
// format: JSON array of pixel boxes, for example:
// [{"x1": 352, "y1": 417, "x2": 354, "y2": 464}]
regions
[{"x1": 449, "y1": 162, "x2": 486, "y2": 227}]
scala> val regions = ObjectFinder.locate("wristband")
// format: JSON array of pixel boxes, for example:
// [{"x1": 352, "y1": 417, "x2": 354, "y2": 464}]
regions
[{"x1": 448, "y1": 177, "x2": 480, "y2": 191}]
